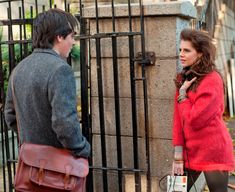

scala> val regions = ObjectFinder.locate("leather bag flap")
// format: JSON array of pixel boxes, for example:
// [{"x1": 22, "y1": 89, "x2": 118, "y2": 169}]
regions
[{"x1": 19, "y1": 143, "x2": 89, "y2": 178}]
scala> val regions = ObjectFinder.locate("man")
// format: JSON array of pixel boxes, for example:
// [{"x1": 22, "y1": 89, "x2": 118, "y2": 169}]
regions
[{"x1": 4, "y1": 8, "x2": 90, "y2": 158}]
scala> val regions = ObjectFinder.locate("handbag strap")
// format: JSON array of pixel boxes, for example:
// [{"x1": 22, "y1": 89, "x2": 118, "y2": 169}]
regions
[{"x1": 10, "y1": 69, "x2": 21, "y2": 145}]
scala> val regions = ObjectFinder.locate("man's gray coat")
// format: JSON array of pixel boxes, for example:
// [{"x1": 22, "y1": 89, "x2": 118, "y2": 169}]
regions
[{"x1": 4, "y1": 48, "x2": 90, "y2": 158}]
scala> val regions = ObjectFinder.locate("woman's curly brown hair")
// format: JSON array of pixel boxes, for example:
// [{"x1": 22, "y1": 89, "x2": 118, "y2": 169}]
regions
[{"x1": 175, "y1": 29, "x2": 217, "y2": 91}]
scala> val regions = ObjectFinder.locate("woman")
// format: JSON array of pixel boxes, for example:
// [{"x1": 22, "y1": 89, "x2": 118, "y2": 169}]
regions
[{"x1": 172, "y1": 29, "x2": 234, "y2": 192}]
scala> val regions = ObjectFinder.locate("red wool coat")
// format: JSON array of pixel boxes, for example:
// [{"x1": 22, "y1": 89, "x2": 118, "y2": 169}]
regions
[{"x1": 173, "y1": 71, "x2": 234, "y2": 171}]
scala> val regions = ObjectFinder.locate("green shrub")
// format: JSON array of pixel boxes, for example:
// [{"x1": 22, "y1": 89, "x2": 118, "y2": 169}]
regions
[{"x1": 70, "y1": 44, "x2": 80, "y2": 61}]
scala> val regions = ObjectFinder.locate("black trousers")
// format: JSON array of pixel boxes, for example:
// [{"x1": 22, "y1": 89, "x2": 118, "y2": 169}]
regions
[{"x1": 185, "y1": 169, "x2": 228, "y2": 192}]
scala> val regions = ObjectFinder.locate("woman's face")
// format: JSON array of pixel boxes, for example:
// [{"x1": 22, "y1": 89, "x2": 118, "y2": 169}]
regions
[{"x1": 179, "y1": 40, "x2": 202, "y2": 68}]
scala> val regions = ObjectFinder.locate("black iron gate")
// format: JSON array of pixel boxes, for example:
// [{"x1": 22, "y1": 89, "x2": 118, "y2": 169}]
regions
[{"x1": 0, "y1": 0, "x2": 151, "y2": 191}]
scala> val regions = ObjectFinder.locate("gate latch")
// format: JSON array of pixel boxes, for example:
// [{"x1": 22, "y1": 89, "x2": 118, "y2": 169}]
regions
[{"x1": 135, "y1": 51, "x2": 156, "y2": 66}]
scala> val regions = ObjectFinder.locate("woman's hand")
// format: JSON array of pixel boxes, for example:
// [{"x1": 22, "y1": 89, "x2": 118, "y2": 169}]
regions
[
  {"x1": 172, "y1": 160, "x2": 184, "y2": 176},
  {"x1": 180, "y1": 77, "x2": 197, "y2": 91},
  {"x1": 172, "y1": 146, "x2": 184, "y2": 175}
]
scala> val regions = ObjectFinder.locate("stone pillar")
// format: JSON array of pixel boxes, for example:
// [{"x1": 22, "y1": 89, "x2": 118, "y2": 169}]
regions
[
  {"x1": 70, "y1": 0, "x2": 174, "y2": 9},
  {"x1": 79, "y1": 0, "x2": 168, "y2": 6},
  {"x1": 92, "y1": 0, "x2": 178, "y2": 3},
  {"x1": 83, "y1": 1, "x2": 196, "y2": 191},
  {"x1": 82, "y1": 0, "x2": 138, "y2": 3}
]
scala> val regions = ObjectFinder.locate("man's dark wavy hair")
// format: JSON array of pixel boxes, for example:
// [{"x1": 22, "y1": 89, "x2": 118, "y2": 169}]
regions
[{"x1": 33, "y1": 8, "x2": 78, "y2": 49}]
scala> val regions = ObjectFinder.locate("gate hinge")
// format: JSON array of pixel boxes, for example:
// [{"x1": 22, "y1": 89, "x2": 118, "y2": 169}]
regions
[{"x1": 135, "y1": 51, "x2": 156, "y2": 66}]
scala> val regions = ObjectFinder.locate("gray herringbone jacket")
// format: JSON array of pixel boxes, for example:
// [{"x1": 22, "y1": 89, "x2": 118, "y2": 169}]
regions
[{"x1": 4, "y1": 49, "x2": 90, "y2": 158}]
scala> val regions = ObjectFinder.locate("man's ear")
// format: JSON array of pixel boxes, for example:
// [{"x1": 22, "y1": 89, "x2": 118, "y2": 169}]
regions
[{"x1": 55, "y1": 35, "x2": 63, "y2": 43}]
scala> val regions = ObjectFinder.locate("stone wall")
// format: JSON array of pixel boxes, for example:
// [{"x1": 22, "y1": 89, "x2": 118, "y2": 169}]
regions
[{"x1": 82, "y1": 0, "x2": 197, "y2": 4}]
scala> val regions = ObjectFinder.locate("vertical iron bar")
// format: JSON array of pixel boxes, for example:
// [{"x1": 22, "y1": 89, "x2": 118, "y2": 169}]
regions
[
  {"x1": 88, "y1": 7, "x2": 94, "y2": 191},
  {"x1": 1, "y1": 114, "x2": 7, "y2": 192},
  {"x1": 95, "y1": 0, "x2": 108, "y2": 191},
  {"x1": 139, "y1": 0, "x2": 145, "y2": 56},
  {"x1": 7, "y1": 3, "x2": 17, "y2": 181},
  {"x1": 88, "y1": 33, "x2": 93, "y2": 192},
  {"x1": 21, "y1": 0, "x2": 28, "y2": 58},
  {"x1": 95, "y1": 0, "x2": 100, "y2": 34},
  {"x1": 138, "y1": 0, "x2": 151, "y2": 191},
  {"x1": 64, "y1": 0, "x2": 67, "y2": 11},
  {"x1": 0, "y1": 45, "x2": 3, "y2": 111},
  {"x1": 67, "y1": 4, "x2": 70, "y2": 13},
  {"x1": 96, "y1": 37, "x2": 108, "y2": 192},
  {"x1": 49, "y1": 0, "x2": 53, "y2": 9},
  {"x1": 30, "y1": 6, "x2": 33, "y2": 42},
  {"x1": 35, "y1": 0, "x2": 38, "y2": 15},
  {"x1": 79, "y1": 0, "x2": 83, "y2": 17},
  {"x1": 7, "y1": 8, "x2": 15, "y2": 72},
  {"x1": 111, "y1": 0, "x2": 123, "y2": 191},
  {"x1": 30, "y1": 6, "x2": 33, "y2": 28},
  {"x1": 19, "y1": 7, "x2": 23, "y2": 60},
  {"x1": 128, "y1": 0, "x2": 141, "y2": 192},
  {"x1": 79, "y1": 20, "x2": 91, "y2": 160},
  {"x1": 42, "y1": 5, "x2": 45, "y2": 12},
  {"x1": 4, "y1": 120, "x2": 13, "y2": 192},
  {"x1": 5, "y1": 5, "x2": 14, "y2": 192},
  {"x1": 79, "y1": 1, "x2": 90, "y2": 140},
  {"x1": 30, "y1": 6, "x2": 33, "y2": 19},
  {"x1": 6, "y1": 5, "x2": 15, "y2": 191},
  {"x1": 78, "y1": 2, "x2": 94, "y2": 192},
  {"x1": 78, "y1": 5, "x2": 93, "y2": 190},
  {"x1": 111, "y1": 0, "x2": 116, "y2": 31}
]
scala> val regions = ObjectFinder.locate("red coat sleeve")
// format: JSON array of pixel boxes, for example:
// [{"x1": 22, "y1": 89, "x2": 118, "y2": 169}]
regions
[
  {"x1": 178, "y1": 73, "x2": 222, "y2": 130},
  {"x1": 172, "y1": 90, "x2": 184, "y2": 146}
]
